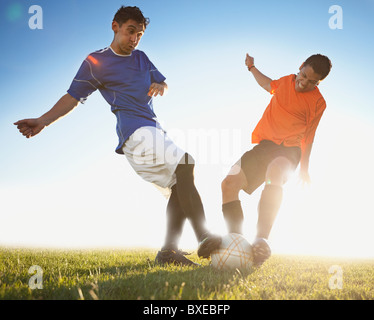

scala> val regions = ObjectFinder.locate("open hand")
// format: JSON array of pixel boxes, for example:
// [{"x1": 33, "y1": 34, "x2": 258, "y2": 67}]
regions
[{"x1": 148, "y1": 83, "x2": 166, "y2": 97}]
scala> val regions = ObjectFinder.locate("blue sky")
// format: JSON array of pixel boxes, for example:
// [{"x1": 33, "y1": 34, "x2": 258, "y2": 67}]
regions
[{"x1": 1, "y1": 0, "x2": 374, "y2": 257}]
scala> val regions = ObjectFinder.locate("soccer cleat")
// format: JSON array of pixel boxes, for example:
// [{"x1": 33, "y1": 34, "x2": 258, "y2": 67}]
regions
[
  {"x1": 197, "y1": 233, "x2": 222, "y2": 259},
  {"x1": 155, "y1": 249, "x2": 200, "y2": 266},
  {"x1": 252, "y1": 238, "x2": 271, "y2": 267}
]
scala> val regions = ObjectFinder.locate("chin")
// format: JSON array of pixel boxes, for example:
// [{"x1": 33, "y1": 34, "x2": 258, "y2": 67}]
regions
[
  {"x1": 120, "y1": 46, "x2": 133, "y2": 55},
  {"x1": 295, "y1": 84, "x2": 309, "y2": 93}
]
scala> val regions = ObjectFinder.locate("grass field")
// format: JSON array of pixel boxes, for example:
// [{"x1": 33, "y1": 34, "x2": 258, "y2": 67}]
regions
[{"x1": 1, "y1": 247, "x2": 373, "y2": 300}]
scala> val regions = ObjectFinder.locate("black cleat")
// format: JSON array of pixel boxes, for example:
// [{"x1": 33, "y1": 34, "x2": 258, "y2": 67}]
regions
[
  {"x1": 197, "y1": 233, "x2": 222, "y2": 259},
  {"x1": 252, "y1": 238, "x2": 271, "y2": 267},
  {"x1": 155, "y1": 249, "x2": 200, "y2": 266}
]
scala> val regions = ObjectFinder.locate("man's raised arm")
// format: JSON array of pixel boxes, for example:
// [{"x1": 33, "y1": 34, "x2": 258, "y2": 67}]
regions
[
  {"x1": 245, "y1": 53, "x2": 272, "y2": 93},
  {"x1": 14, "y1": 93, "x2": 79, "y2": 138}
]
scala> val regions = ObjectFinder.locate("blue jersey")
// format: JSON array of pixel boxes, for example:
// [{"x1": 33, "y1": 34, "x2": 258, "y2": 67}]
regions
[{"x1": 67, "y1": 47, "x2": 166, "y2": 154}]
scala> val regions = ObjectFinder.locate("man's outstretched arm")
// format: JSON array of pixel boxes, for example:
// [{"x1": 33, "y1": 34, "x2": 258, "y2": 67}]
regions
[
  {"x1": 245, "y1": 53, "x2": 272, "y2": 93},
  {"x1": 14, "y1": 93, "x2": 79, "y2": 138}
]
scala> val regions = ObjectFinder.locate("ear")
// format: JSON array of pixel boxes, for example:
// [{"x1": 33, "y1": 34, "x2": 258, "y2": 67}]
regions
[{"x1": 112, "y1": 21, "x2": 119, "y2": 33}]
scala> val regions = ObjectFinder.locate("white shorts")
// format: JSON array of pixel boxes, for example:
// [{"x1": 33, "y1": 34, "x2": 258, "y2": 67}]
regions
[{"x1": 122, "y1": 126, "x2": 186, "y2": 197}]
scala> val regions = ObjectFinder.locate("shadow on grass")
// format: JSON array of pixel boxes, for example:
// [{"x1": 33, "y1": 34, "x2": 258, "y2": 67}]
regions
[
  {"x1": 1, "y1": 250, "x2": 258, "y2": 300},
  {"x1": 91, "y1": 259, "x2": 258, "y2": 300}
]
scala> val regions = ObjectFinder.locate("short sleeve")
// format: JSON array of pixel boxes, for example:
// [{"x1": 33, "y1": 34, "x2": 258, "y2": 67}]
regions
[
  {"x1": 149, "y1": 60, "x2": 166, "y2": 84},
  {"x1": 270, "y1": 78, "x2": 281, "y2": 95},
  {"x1": 67, "y1": 56, "x2": 102, "y2": 104}
]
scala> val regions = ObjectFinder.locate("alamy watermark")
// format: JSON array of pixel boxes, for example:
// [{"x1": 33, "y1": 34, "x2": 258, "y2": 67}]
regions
[
  {"x1": 328, "y1": 265, "x2": 343, "y2": 290},
  {"x1": 329, "y1": 5, "x2": 343, "y2": 30},
  {"x1": 128, "y1": 127, "x2": 243, "y2": 170},
  {"x1": 27, "y1": 4, "x2": 343, "y2": 31},
  {"x1": 28, "y1": 265, "x2": 43, "y2": 290},
  {"x1": 28, "y1": 5, "x2": 43, "y2": 30}
]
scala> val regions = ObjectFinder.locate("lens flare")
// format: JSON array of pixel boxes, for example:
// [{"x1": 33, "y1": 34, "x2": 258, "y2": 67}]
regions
[
  {"x1": 6, "y1": 3, "x2": 23, "y2": 22},
  {"x1": 87, "y1": 55, "x2": 99, "y2": 65}
]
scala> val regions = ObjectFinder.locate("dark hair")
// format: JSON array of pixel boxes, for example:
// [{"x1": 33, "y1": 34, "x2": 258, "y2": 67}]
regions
[
  {"x1": 304, "y1": 54, "x2": 332, "y2": 80},
  {"x1": 113, "y1": 6, "x2": 150, "y2": 28}
]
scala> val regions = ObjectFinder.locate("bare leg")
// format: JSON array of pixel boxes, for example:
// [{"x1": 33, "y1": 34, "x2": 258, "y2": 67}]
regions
[{"x1": 256, "y1": 156, "x2": 292, "y2": 239}]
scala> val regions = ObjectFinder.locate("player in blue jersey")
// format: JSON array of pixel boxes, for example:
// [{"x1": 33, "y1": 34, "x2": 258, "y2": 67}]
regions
[{"x1": 14, "y1": 6, "x2": 220, "y2": 266}]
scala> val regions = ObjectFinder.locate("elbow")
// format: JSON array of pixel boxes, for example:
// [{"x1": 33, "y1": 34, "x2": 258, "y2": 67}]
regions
[
  {"x1": 66, "y1": 93, "x2": 79, "y2": 107},
  {"x1": 260, "y1": 79, "x2": 272, "y2": 93},
  {"x1": 262, "y1": 83, "x2": 272, "y2": 93}
]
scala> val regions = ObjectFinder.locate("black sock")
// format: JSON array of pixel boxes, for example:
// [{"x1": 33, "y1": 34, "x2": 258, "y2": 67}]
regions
[
  {"x1": 162, "y1": 185, "x2": 186, "y2": 251},
  {"x1": 257, "y1": 184, "x2": 283, "y2": 239},
  {"x1": 174, "y1": 154, "x2": 209, "y2": 242},
  {"x1": 222, "y1": 200, "x2": 244, "y2": 234}
]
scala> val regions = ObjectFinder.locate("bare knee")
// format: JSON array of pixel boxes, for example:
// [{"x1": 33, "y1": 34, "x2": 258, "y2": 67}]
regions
[
  {"x1": 265, "y1": 156, "x2": 292, "y2": 186},
  {"x1": 222, "y1": 175, "x2": 240, "y2": 193},
  {"x1": 221, "y1": 168, "x2": 248, "y2": 202}
]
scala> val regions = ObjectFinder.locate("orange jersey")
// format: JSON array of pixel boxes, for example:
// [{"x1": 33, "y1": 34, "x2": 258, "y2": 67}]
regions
[{"x1": 252, "y1": 74, "x2": 326, "y2": 152}]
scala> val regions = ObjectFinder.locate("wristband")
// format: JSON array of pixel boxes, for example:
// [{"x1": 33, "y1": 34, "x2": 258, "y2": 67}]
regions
[{"x1": 247, "y1": 65, "x2": 255, "y2": 71}]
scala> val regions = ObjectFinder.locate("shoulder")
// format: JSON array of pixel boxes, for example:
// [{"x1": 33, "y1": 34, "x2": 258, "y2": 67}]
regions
[
  {"x1": 285, "y1": 74, "x2": 296, "y2": 81},
  {"x1": 271, "y1": 74, "x2": 295, "y2": 86},
  {"x1": 133, "y1": 49, "x2": 150, "y2": 60},
  {"x1": 311, "y1": 88, "x2": 326, "y2": 113},
  {"x1": 83, "y1": 47, "x2": 112, "y2": 65},
  {"x1": 312, "y1": 87, "x2": 325, "y2": 103},
  {"x1": 275, "y1": 74, "x2": 295, "y2": 82},
  {"x1": 270, "y1": 74, "x2": 294, "y2": 93},
  {"x1": 316, "y1": 95, "x2": 326, "y2": 111},
  {"x1": 88, "y1": 47, "x2": 111, "y2": 58}
]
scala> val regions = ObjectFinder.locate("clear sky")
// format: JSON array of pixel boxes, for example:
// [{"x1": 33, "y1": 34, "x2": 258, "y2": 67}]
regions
[{"x1": 1, "y1": 0, "x2": 374, "y2": 258}]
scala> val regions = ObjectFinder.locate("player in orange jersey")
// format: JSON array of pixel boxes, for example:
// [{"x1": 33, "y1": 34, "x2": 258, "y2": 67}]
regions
[{"x1": 219, "y1": 53, "x2": 332, "y2": 266}]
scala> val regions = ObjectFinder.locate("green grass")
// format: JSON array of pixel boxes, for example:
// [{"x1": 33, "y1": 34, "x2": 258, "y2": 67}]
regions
[{"x1": 1, "y1": 247, "x2": 373, "y2": 300}]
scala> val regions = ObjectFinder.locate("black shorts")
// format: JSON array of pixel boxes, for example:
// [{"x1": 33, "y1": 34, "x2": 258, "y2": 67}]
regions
[{"x1": 235, "y1": 140, "x2": 301, "y2": 194}]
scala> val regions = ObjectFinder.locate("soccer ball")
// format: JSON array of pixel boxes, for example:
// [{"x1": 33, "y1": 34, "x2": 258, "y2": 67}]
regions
[{"x1": 211, "y1": 233, "x2": 253, "y2": 270}]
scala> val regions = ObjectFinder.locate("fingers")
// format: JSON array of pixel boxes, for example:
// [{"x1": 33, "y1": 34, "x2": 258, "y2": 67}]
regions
[
  {"x1": 14, "y1": 120, "x2": 29, "y2": 135},
  {"x1": 147, "y1": 88, "x2": 157, "y2": 97},
  {"x1": 19, "y1": 126, "x2": 34, "y2": 138},
  {"x1": 297, "y1": 174, "x2": 311, "y2": 187},
  {"x1": 148, "y1": 84, "x2": 155, "y2": 97},
  {"x1": 14, "y1": 120, "x2": 27, "y2": 128},
  {"x1": 148, "y1": 86, "x2": 158, "y2": 97},
  {"x1": 245, "y1": 53, "x2": 254, "y2": 66},
  {"x1": 14, "y1": 119, "x2": 36, "y2": 138},
  {"x1": 148, "y1": 84, "x2": 164, "y2": 97}
]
